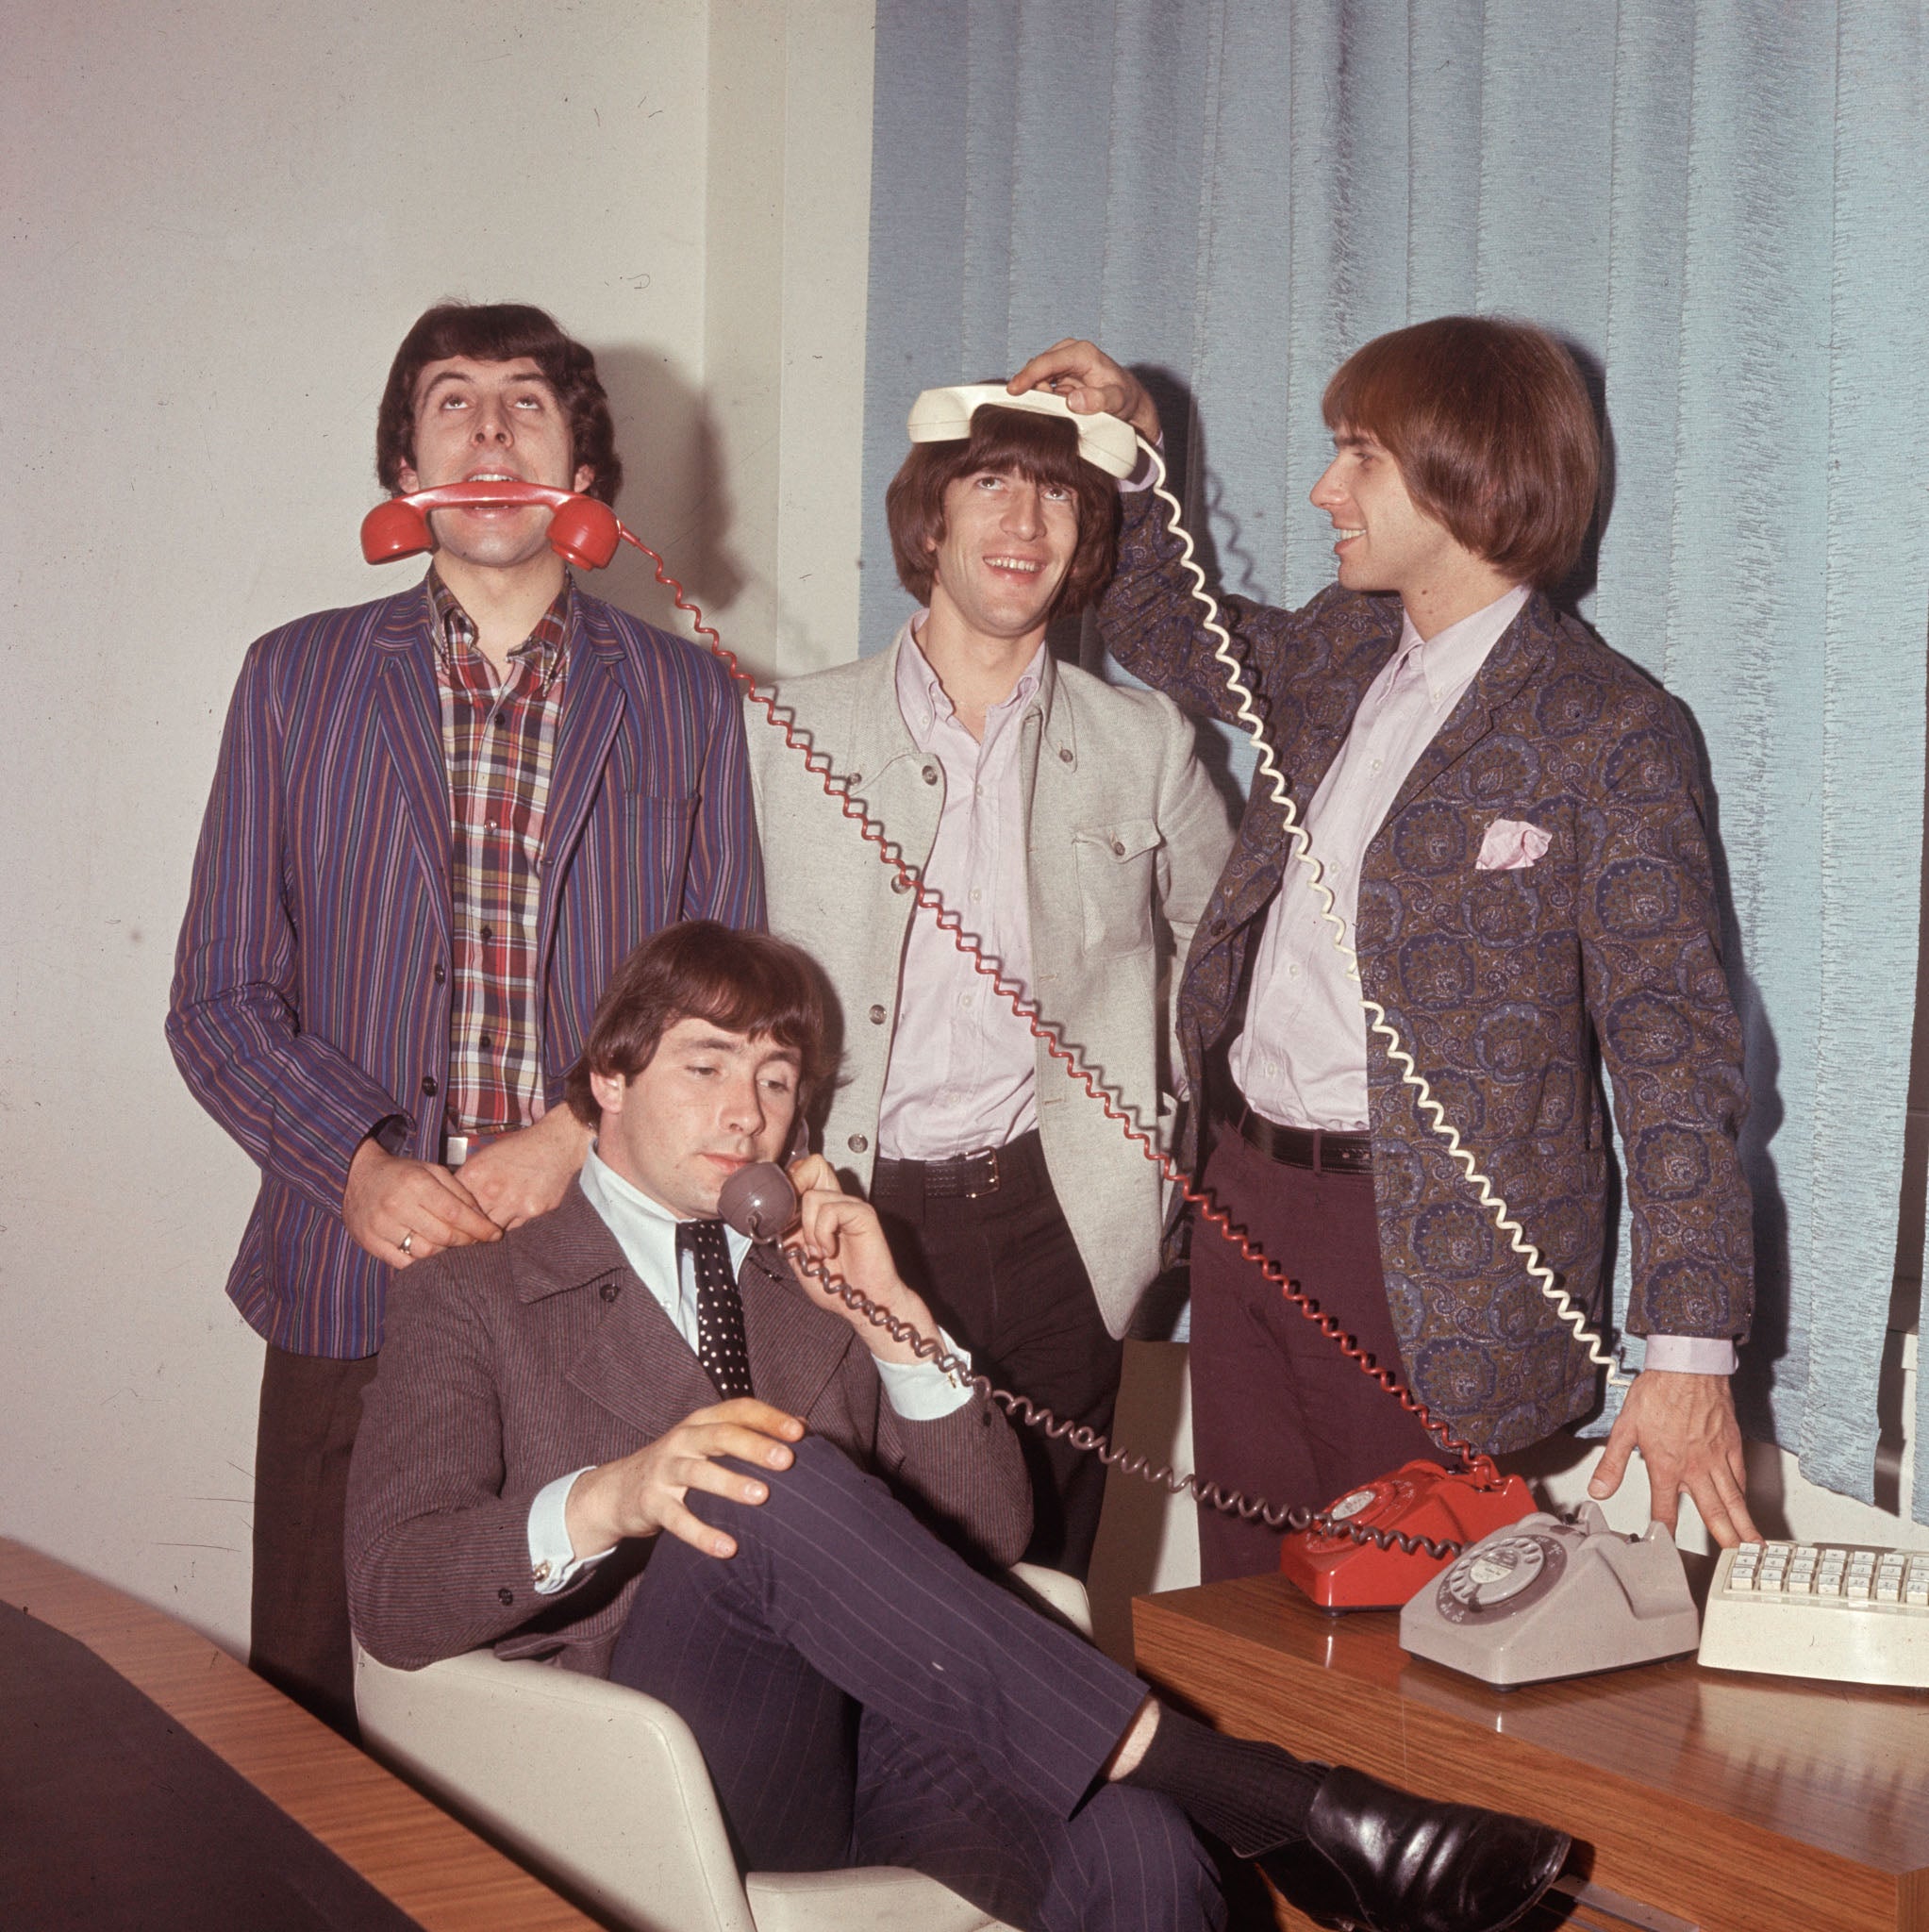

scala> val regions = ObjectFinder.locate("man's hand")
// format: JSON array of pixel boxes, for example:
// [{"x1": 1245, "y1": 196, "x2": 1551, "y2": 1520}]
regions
[
  {"x1": 460, "y1": 1108, "x2": 592, "y2": 1230},
  {"x1": 782, "y1": 1158, "x2": 945, "y2": 1369},
  {"x1": 342, "y1": 1137, "x2": 501, "y2": 1267},
  {"x1": 1588, "y1": 1369, "x2": 1760, "y2": 1547},
  {"x1": 564, "y1": 1399, "x2": 807, "y2": 1561},
  {"x1": 1007, "y1": 340, "x2": 1162, "y2": 442}
]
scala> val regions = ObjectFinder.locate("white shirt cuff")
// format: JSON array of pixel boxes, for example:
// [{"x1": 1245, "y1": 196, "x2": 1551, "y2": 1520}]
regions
[
  {"x1": 1640, "y1": 1334, "x2": 1739, "y2": 1375},
  {"x1": 874, "y1": 1328, "x2": 975, "y2": 1420},
  {"x1": 526, "y1": 1466, "x2": 612, "y2": 1594},
  {"x1": 1118, "y1": 432, "x2": 1163, "y2": 493}
]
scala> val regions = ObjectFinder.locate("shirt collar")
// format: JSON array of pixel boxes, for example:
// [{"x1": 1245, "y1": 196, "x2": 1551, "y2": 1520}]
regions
[
  {"x1": 1391, "y1": 583, "x2": 1531, "y2": 707},
  {"x1": 427, "y1": 567, "x2": 574, "y2": 687},
  {"x1": 893, "y1": 612, "x2": 1047, "y2": 747},
  {"x1": 578, "y1": 1142, "x2": 754, "y2": 1312}
]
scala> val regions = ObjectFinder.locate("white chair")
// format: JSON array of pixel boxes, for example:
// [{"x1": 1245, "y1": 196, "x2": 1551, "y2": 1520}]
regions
[{"x1": 355, "y1": 1563, "x2": 1092, "y2": 1932}]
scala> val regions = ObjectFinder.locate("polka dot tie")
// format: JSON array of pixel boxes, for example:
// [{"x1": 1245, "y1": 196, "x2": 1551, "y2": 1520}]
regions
[{"x1": 677, "y1": 1218, "x2": 754, "y2": 1402}]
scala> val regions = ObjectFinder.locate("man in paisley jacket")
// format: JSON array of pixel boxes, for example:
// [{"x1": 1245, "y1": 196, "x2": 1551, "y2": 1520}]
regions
[{"x1": 1011, "y1": 321, "x2": 1759, "y2": 1580}]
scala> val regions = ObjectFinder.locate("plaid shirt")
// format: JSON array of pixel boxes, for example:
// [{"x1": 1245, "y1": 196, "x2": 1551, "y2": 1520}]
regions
[{"x1": 429, "y1": 570, "x2": 571, "y2": 1137}]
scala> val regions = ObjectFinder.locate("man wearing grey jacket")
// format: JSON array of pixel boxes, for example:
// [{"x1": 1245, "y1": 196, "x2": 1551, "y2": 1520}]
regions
[{"x1": 746, "y1": 394, "x2": 1235, "y2": 1574}]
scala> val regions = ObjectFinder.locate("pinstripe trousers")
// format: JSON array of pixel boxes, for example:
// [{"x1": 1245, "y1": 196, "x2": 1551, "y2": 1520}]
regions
[{"x1": 608, "y1": 1435, "x2": 1223, "y2": 1932}]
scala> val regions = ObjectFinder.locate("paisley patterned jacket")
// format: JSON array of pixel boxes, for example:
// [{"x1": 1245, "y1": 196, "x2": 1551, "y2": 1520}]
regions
[{"x1": 1101, "y1": 490, "x2": 1753, "y2": 1455}]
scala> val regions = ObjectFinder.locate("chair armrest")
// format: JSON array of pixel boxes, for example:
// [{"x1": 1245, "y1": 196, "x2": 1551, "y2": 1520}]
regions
[
  {"x1": 355, "y1": 1642, "x2": 757, "y2": 1932},
  {"x1": 1007, "y1": 1561, "x2": 1092, "y2": 1636}
]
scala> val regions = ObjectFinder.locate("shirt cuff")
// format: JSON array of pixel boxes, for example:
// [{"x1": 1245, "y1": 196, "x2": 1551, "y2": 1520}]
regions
[
  {"x1": 1640, "y1": 1334, "x2": 1738, "y2": 1375},
  {"x1": 874, "y1": 1328, "x2": 975, "y2": 1421},
  {"x1": 526, "y1": 1466, "x2": 611, "y2": 1594},
  {"x1": 1118, "y1": 432, "x2": 1164, "y2": 493}
]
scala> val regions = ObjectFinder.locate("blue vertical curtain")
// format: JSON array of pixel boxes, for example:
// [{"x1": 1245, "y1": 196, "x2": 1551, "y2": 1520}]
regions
[{"x1": 860, "y1": 0, "x2": 1929, "y2": 1515}]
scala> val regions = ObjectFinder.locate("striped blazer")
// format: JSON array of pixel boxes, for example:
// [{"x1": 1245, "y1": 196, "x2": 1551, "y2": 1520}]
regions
[
  {"x1": 167, "y1": 578, "x2": 763, "y2": 1358},
  {"x1": 345, "y1": 1183, "x2": 1031, "y2": 1674}
]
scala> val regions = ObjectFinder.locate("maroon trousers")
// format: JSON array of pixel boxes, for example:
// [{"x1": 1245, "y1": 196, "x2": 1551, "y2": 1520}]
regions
[{"x1": 1187, "y1": 1130, "x2": 1452, "y2": 1583}]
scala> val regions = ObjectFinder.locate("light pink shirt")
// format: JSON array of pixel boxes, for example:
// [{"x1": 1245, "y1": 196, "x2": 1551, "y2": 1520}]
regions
[
  {"x1": 876, "y1": 622, "x2": 1045, "y2": 1161},
  {"x1": 1231, "y1": 586, "x2": 1530, "y2": 1129},
  {"x1": 1226, "y1": 582, "x2": 1732, "y2": 1375}
]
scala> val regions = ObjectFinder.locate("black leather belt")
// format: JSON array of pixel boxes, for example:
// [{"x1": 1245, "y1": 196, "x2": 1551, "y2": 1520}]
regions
[
  {"x1": 872, "y1": 1128, "x2": 1052, "y2": 1206},
  {"x1": 1215, "y1": 1098, "x2": 1373, "y2": 1174}
]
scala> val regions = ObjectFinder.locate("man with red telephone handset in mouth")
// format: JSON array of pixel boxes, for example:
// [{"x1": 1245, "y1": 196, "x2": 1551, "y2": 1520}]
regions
[
  {"x1": 168, "y1": 302, "x2": 763, "y2": 1737},
  {"x1": 1009, "y1": 324, "x2": 1759, "y2": 1582}
]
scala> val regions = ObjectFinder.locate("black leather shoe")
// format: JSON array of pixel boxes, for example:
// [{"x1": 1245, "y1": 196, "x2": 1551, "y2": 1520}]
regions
[{"x1": 1256, "y1": 1765, "x2": 1571, "y2": 1932}]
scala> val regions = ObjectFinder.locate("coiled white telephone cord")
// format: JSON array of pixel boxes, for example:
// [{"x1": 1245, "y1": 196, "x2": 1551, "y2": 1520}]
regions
[{"x1": 1141, "y1": 440, "x2": 1628, "y2": 1386}]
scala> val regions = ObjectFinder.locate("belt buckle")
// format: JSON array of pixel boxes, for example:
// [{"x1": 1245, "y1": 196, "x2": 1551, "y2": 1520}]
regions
[{"x1": 960, "y1": 1146, "x2": 1000, "y2": 1199}]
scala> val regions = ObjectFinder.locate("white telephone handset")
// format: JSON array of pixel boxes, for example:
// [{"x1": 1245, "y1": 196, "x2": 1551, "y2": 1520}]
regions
[{"x1": 906, "y1": 382, "x2": 1141, "y2": 477}]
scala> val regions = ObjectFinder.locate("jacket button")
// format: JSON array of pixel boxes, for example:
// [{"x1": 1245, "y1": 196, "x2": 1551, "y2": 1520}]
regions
[
  {"x1": 1211, "y1": 919, "x2": 1228, "y2": 936},
  {"x1": 1058, "y1": 747, "x2": 1073, "y2": 764},
  {"x1": 421, "y1": 1075, "x2": 439, "y2": 1096},
  {"x1": 1111, "y1": 840, "x2": 1125, "y2": 857},
  {"x1": 600, "y1": 1280, "x2": 621, "y2": 1303},
  {"x1": 869, "y1": 1005, "x2": 888, "y2": 1024},
  {"x1": 922, "y1": 765, "x2": 939, "y2": 786},
  {"x1": 846, "y1": 771, "x2": 862, "y2": 787},
  {"x1": 433, "y1": 962, "x2": 446, "y2": 985},
  {"x1": 497, "y1": 1587, "x2": 514, "y2": 1607},
  {"x1": 848, "y1": 1133, "x2": 869, "y2": 1154}
]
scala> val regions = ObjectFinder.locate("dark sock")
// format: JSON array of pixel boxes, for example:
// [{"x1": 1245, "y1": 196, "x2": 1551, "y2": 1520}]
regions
[{"x1": 1119, "y1": 1707, "x2": 1324, "y2": 1857}]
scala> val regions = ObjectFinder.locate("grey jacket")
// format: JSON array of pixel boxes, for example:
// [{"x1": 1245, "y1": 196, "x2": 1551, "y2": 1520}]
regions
[{"x1": 744, "y1": 635, "x2": 1235, "y2": 1337}]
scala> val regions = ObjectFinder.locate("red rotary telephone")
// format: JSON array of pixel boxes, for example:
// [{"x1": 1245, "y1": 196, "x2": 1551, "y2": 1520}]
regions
[
  {"x1": 1278, "y1": 1460, "x2": 1536, "y2": 1610},
  {"x1": 359, "y1": 481, "x2": 623, "y2": 571}
]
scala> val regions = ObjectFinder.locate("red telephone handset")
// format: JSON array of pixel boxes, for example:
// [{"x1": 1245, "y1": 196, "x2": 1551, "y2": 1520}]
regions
[
  {"x1": 359, "y1": 482, "x2": 622, "y2": 570},
  {"x1": 1279, "y1": 1460, "x2": 1536, "y2": 1610}
]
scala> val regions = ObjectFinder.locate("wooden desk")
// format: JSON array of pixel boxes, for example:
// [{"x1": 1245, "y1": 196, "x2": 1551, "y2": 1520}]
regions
[
  {"x1": 0, "y1": 1538, "x2": 601, "y2": 1932},
  {"x1": 1135, "y1": 1575, "x2": 1929, "y2": 1932}
]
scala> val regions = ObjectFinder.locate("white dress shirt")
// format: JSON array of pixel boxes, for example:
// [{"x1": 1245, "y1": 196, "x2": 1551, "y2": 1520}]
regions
[
  {"x1": 876, "y1": 621, "x2": 1046, "y2": 1160},
  {"x1": 526, "y1": 1144, "x2": 973, "y2": 1592}
]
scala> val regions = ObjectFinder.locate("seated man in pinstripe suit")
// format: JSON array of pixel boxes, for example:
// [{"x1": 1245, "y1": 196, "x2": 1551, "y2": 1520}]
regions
[
  {"x1": 169, "y1": 303, "x2": 763, "y2": 1737},
  {"x1": 348, "y1": 922, "x2": 1574, "y2": 1932}
]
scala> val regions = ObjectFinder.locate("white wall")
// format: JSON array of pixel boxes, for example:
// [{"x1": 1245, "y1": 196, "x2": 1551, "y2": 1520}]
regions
[{"x1": 0, "y1": 0, "x2": 875, "y2": 1654}]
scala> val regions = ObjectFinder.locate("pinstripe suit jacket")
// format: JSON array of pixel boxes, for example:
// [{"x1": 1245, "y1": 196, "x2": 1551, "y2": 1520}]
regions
[
  {"x1": 168, "y1": 578, "x2": 764, "y2": 1358},
  {"x1": 1102, "y1": 490, "x2": 1753, "y2": 1455},
  {"x1": 345, "y1": 1183, "x2": 1031, "y2": 1674}
]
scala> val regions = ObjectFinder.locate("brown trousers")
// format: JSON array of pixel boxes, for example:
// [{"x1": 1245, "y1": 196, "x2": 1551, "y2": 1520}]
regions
[
  {"x1": 250, "y1": 1344, "x2": 379, "y2": 1736},
  {"x1": 1187, "y1": 1130, "x2": 1452, "y2": 1582}
]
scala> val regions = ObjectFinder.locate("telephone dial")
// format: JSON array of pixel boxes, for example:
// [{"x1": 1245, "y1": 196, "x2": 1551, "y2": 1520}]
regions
[
  {"x1": 358, "y1": 379, "x2": 1655, "y2": 1643},
  {"x1": 1399, "y1": 1504, "x2": 1699, "y2": 1687}
]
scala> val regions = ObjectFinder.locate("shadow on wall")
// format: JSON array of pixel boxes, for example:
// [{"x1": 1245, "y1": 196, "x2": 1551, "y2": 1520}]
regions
[{"x1": 589, "y1": 344, "x2": 745, "y2": 639}]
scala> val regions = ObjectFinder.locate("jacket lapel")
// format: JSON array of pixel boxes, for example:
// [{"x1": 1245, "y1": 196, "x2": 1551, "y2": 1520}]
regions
[
  {"x1": 739, "y1": 1247, "x2": 852, "y2": 1420},
  {"x1": 1383, "y1": 592, "x2": 1555, "y2": 824},
  {"x1": 369, "y1": 583, "x2": 453, "y2": 898},
  {"x1": 847, "y1": 636, "x2": 942, "y2": 865},
  {"x1": 540, "y1": 594, "x2": 627, "y2": 959},
  {"x1": 523, "y1": 1190, "x2": 717, "y2": 1439}
]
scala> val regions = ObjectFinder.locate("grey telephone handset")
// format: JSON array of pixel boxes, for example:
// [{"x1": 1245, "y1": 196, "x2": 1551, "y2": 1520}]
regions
[{"x1": 1400, "y1": 1503, "x2": 1700, "y2": 1687}]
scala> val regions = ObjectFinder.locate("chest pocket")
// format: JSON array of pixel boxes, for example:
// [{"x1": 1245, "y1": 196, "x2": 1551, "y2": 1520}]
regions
[{"x1": 1073, "y1": 820, "x2": 1160, "y2": 954}]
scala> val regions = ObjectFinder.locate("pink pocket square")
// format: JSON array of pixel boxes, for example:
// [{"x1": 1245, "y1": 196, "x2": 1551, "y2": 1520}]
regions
[{"x1": 1476, "y1": 817, "x2": 1551, "y2": 872}]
